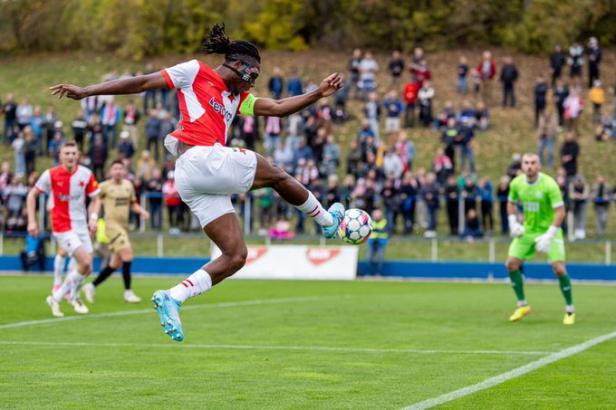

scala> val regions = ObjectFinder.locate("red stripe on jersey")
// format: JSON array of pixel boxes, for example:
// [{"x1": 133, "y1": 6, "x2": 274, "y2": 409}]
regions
[{"x1": 161, "y1": 69, "x2": 174, "y2": 89}]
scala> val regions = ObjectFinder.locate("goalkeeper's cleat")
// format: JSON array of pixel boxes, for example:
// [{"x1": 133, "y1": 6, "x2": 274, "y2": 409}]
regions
[
  {"x1": 83, "y1": 283, "x2": 96, "y2": 304},
  {"x1": 322, "y1": 202, "x2": 345, "y2": 239},
  {"x1": 152, "y1": 290, "x2": 184, "y2": 342},
  {"x1": 71, "y1": 297, "x2": 89, "y2": 314},
  {"x1": 509, "y1": 305, "x2": 532, "y2": 322},
  {"x1": 124, "y1": 289, "x2": 142, "y2": 304},
  {"x1": 46, "y1": 295, "x2": 64, "y2": 318},
  {"x1": 563, "y1": 312, "x2": 576, "y2": 325}
]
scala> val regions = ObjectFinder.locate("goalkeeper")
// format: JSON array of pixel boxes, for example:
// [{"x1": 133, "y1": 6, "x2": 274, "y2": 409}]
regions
[{"x1": 505, "y1": 153, "x2": 575, "y2": 325}]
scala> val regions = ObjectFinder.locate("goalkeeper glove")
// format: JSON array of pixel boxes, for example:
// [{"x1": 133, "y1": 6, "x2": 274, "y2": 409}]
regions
[
  {"x1": 508, "y1": 214, "x2": 525, "y2": 238},
  {"x1": 535, "y1": 225, "x2": 558, "y2": 253}
]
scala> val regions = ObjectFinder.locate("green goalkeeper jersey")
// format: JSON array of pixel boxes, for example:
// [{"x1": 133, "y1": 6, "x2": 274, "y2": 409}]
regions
[{"x1": 508, "y1": 172, "x2": 564, "y2": 234}]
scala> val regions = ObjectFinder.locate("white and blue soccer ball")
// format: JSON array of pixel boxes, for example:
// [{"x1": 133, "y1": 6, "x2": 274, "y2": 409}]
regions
[{"x1": 339, "y1": 208, "x2": 372, "y2": 245}]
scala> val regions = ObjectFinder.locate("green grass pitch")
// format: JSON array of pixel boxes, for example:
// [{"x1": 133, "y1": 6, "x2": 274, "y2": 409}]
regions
[{"x1": 1, "y1": 275, "x2": 615, "y2": 409}]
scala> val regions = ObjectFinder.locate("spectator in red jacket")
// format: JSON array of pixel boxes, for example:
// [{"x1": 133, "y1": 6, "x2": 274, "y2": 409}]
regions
[
  {"x1": 411, "y1": 59, "x2": 432, "y2": 89},
  {"x1": 476, "y1": 51, "x2": 496, "y2": 106},
  {"x1": 403, "y1": 75, "x2": 419, "y2": 128}
]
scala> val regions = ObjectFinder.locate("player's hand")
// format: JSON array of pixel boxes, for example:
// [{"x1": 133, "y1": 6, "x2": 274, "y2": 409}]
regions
[
  {"x1": 141, "y1": 210, "x2": 150, "y2": 220},
  {"x1": 508, "y1": 215, "x2": 525, "y2": 238},
  {"x1": 49, "y1": 84, "x2": 88, "y2": 100},
  {"x1": 318, "y1": 73, "x2": 343, "y2": 98},
  {"x1": 27, "y1": 221, "x2": 39, "y2": 237},
  {"x1": 88, "y1": 219, "x2": 98, "y2": 234},
  {"x1": 535, "y1": 226, "x2": 558, "y2": 253}
]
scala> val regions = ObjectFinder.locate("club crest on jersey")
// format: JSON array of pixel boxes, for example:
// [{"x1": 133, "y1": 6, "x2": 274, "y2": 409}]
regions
[{"x1": 209, "y1": 97, "x2": 233, "y2": 123}]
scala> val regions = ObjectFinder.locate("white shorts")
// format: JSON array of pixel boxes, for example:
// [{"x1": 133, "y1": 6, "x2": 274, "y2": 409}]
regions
[
  {"x1": 174, "y1": 143, "x2": 257, "y2": 227},
  {"x1": 53, "y1": 230, "x2": 93, "y2": 256}
]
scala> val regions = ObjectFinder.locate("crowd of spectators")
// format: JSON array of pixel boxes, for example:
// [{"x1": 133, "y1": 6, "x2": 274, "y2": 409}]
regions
[{"x1": 0, "y1": 37, "x2": 614, "y2": 242}]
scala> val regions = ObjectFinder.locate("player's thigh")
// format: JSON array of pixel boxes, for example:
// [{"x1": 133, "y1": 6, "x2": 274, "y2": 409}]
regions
[
  {"x1": 54, "y1": 231, "x2": 87, "y2": 258},
  {"x1": 183, "y1": 193, "x2": 236, "y2": 231},
  {"x1": 175, "y1": 144, "x2": 257, "y2": 196},
  {"x1": 204, "y1": 212, "x2": 246, "y2": 257},
  {"x1": 507, "y1": 235, "x2": 536, "y2": 261},
  {"x1": 251, "y1": 152, "x2": 288, "y2": 189},
  {"x1": 108, "y1": 226, "x2": 131, "y2": 257}
]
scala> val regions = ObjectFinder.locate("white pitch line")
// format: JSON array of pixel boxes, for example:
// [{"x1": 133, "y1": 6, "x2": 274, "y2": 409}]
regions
[
  {"x1": 403, "y1": 329, "x2": 616, "y2": 410},
  {"x1": 0, "y1": 340, "x2": 551, "y2": 356},
  {"x1": 0, "y1": 296, "x2": 328, "y2": 330}
]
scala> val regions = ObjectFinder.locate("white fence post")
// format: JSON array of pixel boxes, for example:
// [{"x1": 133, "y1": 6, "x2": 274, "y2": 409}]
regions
[
  {"x1": 244, "y1": 196, "x2": 251, "y2": 235},
  {"x1": 489, "y1": 238, "x2": 496, "y2": 263},
  {"x1": 606, "y1": 241, "x2": 612, "y2": 266},
  {"x1": 0, "y1": 232, "x2": 3, "y2": 256},
  {"x1": 157, "y1": 233, "x2": 164, "y2": 257},
  {"x1": 140, "y1": 193, "x2": 147, "y2": 233},
  {"x1": 431, "y1": 238, "x2": 438, "y2": 262}
]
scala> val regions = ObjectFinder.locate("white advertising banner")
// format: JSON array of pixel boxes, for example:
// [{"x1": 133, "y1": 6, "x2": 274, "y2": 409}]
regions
[{"x1": 211, "y1": 245, "x2": 358, "y2": 280}]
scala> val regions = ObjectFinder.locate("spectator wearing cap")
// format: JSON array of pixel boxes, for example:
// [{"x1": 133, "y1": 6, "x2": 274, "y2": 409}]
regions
[
  {"x1": 587, "y1": 37, "x2": 602, "y2": 88},
  {"x1": 499, "y1": 56, "x2": 519, "y2": 108}
]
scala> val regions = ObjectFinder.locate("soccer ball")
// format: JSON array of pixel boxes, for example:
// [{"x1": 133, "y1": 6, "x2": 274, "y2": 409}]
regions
[{"x1": 339, "y1": 208, "x2": 372, "y2": 245}]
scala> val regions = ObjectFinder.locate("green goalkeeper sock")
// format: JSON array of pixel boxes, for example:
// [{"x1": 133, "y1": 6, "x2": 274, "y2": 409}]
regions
[
  {"x1": 558, "y1": 273, "x2": 573, "y2": 305},
  {"x1": 508, "y1": 270, "x2": 526, "y2": 303}
]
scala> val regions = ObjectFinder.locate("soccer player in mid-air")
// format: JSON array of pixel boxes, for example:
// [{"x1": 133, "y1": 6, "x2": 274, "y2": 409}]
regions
[
  {"x1": 26, "y1": 142, "x2": 101, "y2": 317},
  {"x1": 506, "y1": 153, "x2": 575, "y2": 325},
  {"x1": 50, "y1": 24, "x2": 346, "y2": 341},
  {"x1": 83, "y1": 160, "x2": 150, "y2": 304}
]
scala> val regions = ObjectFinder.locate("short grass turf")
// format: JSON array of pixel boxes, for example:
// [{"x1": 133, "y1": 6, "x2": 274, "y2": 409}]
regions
[{"x1": 0, "y1": 276, "x2": 615, "y2": 409}]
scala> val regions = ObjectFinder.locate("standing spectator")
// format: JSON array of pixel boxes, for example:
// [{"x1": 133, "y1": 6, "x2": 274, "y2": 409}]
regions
[
  {"x1": 383, "y1": 146, "x2": 403, "y2": 180},
  {"x1": 346, "y1": 139, "x2": 362, "y2": 177},
  {"x1": 264, "y1": 115, "x2": 282, "y2": 155},
  {"x1": 586, "y1": 37, "x2": 602, "y2": 88},
  {"x1": 588, "y1": 80, "x2": 605, "y2": 124},
  {"x1": 16, "y1": 98, "x2": 33, "y2": 130},
  {"x1": 239, "y1": 115, "x2": 260, "y2": 151},
  {"x1": 459, "y1": 118, "x2": 476, "y2": 174},
  {"x1": 364, "y1": 92, "x2": 381, "y2": 141},
  {"x1": 123, "y1": 99, "x2": 141, "y2": 146},
  {"x1": 144, "y1": 167, "x2": 164, "y2": 230},
  {"x1": 23, "y1": 127, "x2": 37, "y2": 176},
  {"x1": 387, "y1": 50, "x2": 405, "y2": 87},
  {"x1": 500, "y1": 56, "x2": 519, "y2": 107},
  {"x1": 395, "y1": 131, "x2": 415, "y2": 172},
  {"x1": 286, "y1": 67, "x2": 304, "y2": 97},
  {"x1": 421, "y1": 172, "x2": 440, "y2": 238},
  {"x1": 81, "y1": 94, "x2": 100, "y2": 121},
  {"x1": 537, "y1": 110, "x2": 558, "y2": 168},
  {"x1": 358, "y1": 51, "x2": 379, "y2": 98},
  {"x1": 3, "y1": 175, "x2": 28, "y2": 227},
  {"x1": 117, "y1": 131, "x2": 135, "y2": 159},
  {"x1": 142, "y1": 62, "x2": 157, "y2": 112},
  {"x1": 71, "y1": 109, "x2": 87, "y2": 152},
  {"x1": 162, "y1": 171, "x2": 182, "y2": 235},
  {"x1": 43, "y1": 105, "x2": 57, "y2": 154},
  {"x1": 569, "y1": 176, "x2": 589, "y2": 240},
  {"x1": 478, "y1": 178, "x2": 494, "y2": 233},
  {"x1": 321, "y1": 134, "x2": 340, "y2": 177},
  {"x1": 100, "y1": 96, "x2": 122, "y2": 147},
  {"x1": 550, "y1": 45, "x2": 567, "y2": 87},
  {"x1": 348, "y1": 49, "x2": 362, "y2": 98},
  {"x1": 2, "y1": 94, "x2": 17, "y2": 143},
  {"x1": 457, "y1": 56, "x2": 469, "y2": 95},
  {"x1": 418, "y1": 80, "x2": 435, "y2": 127},
  {"x1": 136, "y1": 150, "x2": 156, "y2": 181},
  {"x1": 12, "y1": 130, "x2": 25, "y2": 176},
  {"x1": 30, "y1": 106, "x2": 44, "y2": 154},
  {"x1": 592, "y1": 175, "x2": 610, "y2": 237},
  {"x1": 325, "y1": 174, "x2": 341, "y2": 207},
  {"x1": 144, "y1": 109, "x2": 161, "y2": 161},
  {"x1": 470, "y1": 67, "x2": 481, "y2": 95},
  {"x1": 48, "y1": 130, "x2": 64, "y2": 165},
  {"x1": 399, "y1": 171, "x2": 418, "y2": 234},
  {"x1": 433, "y1": 147, "x2": 453, "y2": 185},
  {"x1": 496, "y1": 176, "x2": 510, "y2": 235},
  {"x1": 268, "y1": 67, "x2": 284, "y2": 99},
  {"x1": 462, "y1": 176, "x2": 479, "y2": 213},
  {"x1": 476, "y1": 51, "x2": 496, "y2": 105},
  {"x1": 553, "y1": 79, "x2": 569, "y2": 126},
  {"x1": 158, "y1": 111, "x2": 176, "y2": 152},
  {"x1": 444, "y1": 176, "x2": 459, "y2": 236},
  {"x1": 366, "y1": 209, "x2": 388, "y2": 275},
  {"x1": 412, "y1": 59, "x2": 432, "y2": 89},
  {"x1": 403, "y1": 75, "x2": 419, "y2": 128},
  {"x1": 560, "y1": 132, "x2": 580, "y2": 178},
  {"x1": 533, "y1": 75, "x2": 549, "y2": 127},
  {"x1": 381, "y1": 179, "x2": 400, "y2": 233},
  {"x1": 441, "y1": 118, "x2": 458, "y2": 171},
  {"x1": 568, "y1": 42, "x2": 584, "y2": 81},
  {"x1": 563, "y1": 87, "x2": 583, "y2": 135},
  {"x1": 88, "y1": 134, "x2": 108, "y2": 181},
  {"x1": 475, "y1": 101, "x2": 490, "y2": 131},
  {"x1": 383, "y1": 90, "x2": 403, "y2": 135}
]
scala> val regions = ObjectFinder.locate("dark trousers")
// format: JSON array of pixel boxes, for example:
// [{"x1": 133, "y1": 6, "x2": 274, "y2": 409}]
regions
[
  {"x1": 427, "y1": 205, "x2": 438, "y2": 231},
  {"x1": 588, "y1": 64, "x2": 600, "y2": 88},
  {"x1": 147, "y1": 137, "x2": 160, "y2": 161},
  {"x1": 499, "y1": 200, "x2": 509, "y2": 234},
  {"x1": 481, "y1": 200, "x2": 494, "y2": 231},
  {"x1": 502, "y1": 84, "x2": 516, "y2": 107},
  {"x1": 404, "y1": 103, "x2": 415, "y2": 128},
  {"x1": 149, "y1": 199, "x2": 162, "y2": 230},
  {"x1": 534, "y1": 102, "x2": 546, "y2": 127},
  {"x1": 446, "y1": 200, "x2": 458, "y2": 235}
]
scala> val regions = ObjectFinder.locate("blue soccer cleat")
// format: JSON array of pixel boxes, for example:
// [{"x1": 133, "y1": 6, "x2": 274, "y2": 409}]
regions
[
  {"x1": 322, "y1": 202, "x2": 345, "y2": 239},
  {"x1": 152, "y1": 290, "x2": 184, "y2": 342}
]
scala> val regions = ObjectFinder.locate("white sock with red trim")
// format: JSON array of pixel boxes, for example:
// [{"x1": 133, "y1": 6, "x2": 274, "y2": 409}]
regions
[
  {"x1": 296, "y1": 192, "x2": 333, "y2": 226},
  {"x1": 53, "y1": 254, "x2": 66, "y2": 287},
  {"x1": 53, "y1": 269, "x2": 81, "y2": 303},
  {"x1": 169, "y1": 269, "x2": 212, "y2": 303}
]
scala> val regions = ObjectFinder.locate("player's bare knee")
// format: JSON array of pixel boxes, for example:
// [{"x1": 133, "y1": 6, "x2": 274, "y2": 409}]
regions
[
  {"x1": 506, "y1": 258, "x2": 520, "y2": 272},
  {"x1": 229, "y1": 247, "x2": 248, "y2": 272},
  {"x1": 552, "y1": 262, "x2": 565, "y2": 276}
]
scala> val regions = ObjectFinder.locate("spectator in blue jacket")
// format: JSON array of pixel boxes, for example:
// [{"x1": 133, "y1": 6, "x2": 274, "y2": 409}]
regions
[{"x1": 268, "y1": 67, "x2": 284, "y2": 99}]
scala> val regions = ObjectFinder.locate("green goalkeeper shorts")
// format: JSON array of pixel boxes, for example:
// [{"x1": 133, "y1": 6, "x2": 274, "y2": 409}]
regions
[{"x1": 508, "y1": 229, "x2": 566, "y2": 262}]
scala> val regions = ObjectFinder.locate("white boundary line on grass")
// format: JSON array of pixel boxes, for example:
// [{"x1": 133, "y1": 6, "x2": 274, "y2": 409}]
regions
[
  {"x1": 0, "y1": 340, "x2": 552, "y2": 356},
  {"x1": 403, "y1": 329, "x2": 616, "y2": 410},
  {"x1": 0, "y1": 296, "x2": 331, "y2": 330}
]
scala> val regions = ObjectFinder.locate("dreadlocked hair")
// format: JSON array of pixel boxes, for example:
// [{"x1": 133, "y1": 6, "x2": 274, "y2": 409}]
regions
[{"x1": 202, "y1": 23, "x2": 261, "y2": 63}]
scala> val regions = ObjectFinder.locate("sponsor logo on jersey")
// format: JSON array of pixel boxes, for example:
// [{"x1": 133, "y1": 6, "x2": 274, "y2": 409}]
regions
[{"x1": 209, "y1": 97, "x2": 233, "y2": 123}]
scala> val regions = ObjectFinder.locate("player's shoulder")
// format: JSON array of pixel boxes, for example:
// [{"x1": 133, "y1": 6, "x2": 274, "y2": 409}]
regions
[
  {"x1": 510, "y1": 174, "x2": 524, "y2": 188},
  {"x1": 99, "y1": 179, "x2": 110, "y2": 189},
  {"x1": 76, "y1": 165, "x2": 94, "y2": 177},
  {"x1": 539, "y1": 172, "x2": 559, "y2": 189}
]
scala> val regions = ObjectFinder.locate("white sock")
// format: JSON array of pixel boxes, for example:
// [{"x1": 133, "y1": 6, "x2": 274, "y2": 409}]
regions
[
  {"x1": 295, "y1": 192, "x2": 333, "y2": 226},
  {"x1": 53, "y1": 255, "x2": 66, "y2": 286},
  {"x1": 517, "y1": 300, "x2": 528, "y2": 307},
  {"x1": 566, "y1": 304, "x2": 575, "y2": 313},
  {"x1": 53, "y1": 270, "x2": 82, "y2": 302},
  {"x1": 169, "y1": 269, "x2": 212, "y2": 303}
]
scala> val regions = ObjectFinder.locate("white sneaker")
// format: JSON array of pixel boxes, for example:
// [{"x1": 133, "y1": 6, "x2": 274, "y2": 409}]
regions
[
  {"x1": 71, "y1": 298, "x2": 89, "y2": 314},
  {"x1": 124, "y1": 289, "x2": 142, "y2": 304},
  {"x1": 46, "y1": 295, "x2": 64, "y2": 318},
  {"x1": 83, "y1": 283, "x2": 96, "y2": 303}
]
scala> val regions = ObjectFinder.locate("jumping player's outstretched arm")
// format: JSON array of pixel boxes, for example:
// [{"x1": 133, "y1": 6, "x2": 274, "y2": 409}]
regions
[
  {"x1": 49, "y1": 72, "x2": 168, "y2": 100},
  {"x1": 254, "y1": 73, "x2": 343, "y2": 117}
]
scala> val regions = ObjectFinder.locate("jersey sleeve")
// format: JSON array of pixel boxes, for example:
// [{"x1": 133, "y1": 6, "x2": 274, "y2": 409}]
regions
[
  {"x1": 129, "y1": 183, "x2": 137, "y2": 203},
  {"x1": 34, "y1": 170, "x2": 51, "y2": 194},
  {"x1": 86, "y1": 173, "x2": 100, "y2": 197},
  {"x1": 238, "y1": 92, "x2": 258, "y2": 116},
  {"x1": 162, "y1": 59, "x2": 200, "y2": 89},
  {"x1": 547, "y1": 179, "x2": 564, "y2": 208},
  {"x1": 98, "y1": 182, "x2": 107, "y2": 199},
  {"x1": 507, "y1": 178, "x2": 519, "y2": 202}
]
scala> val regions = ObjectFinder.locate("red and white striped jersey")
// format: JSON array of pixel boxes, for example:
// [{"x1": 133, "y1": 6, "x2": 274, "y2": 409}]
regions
[
  {"x1": 162, "y1": 59, "x2": 255, "y2": 147},
  {"x1": 35, "y1": 165, "x2": 99, "y2": 233}
]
